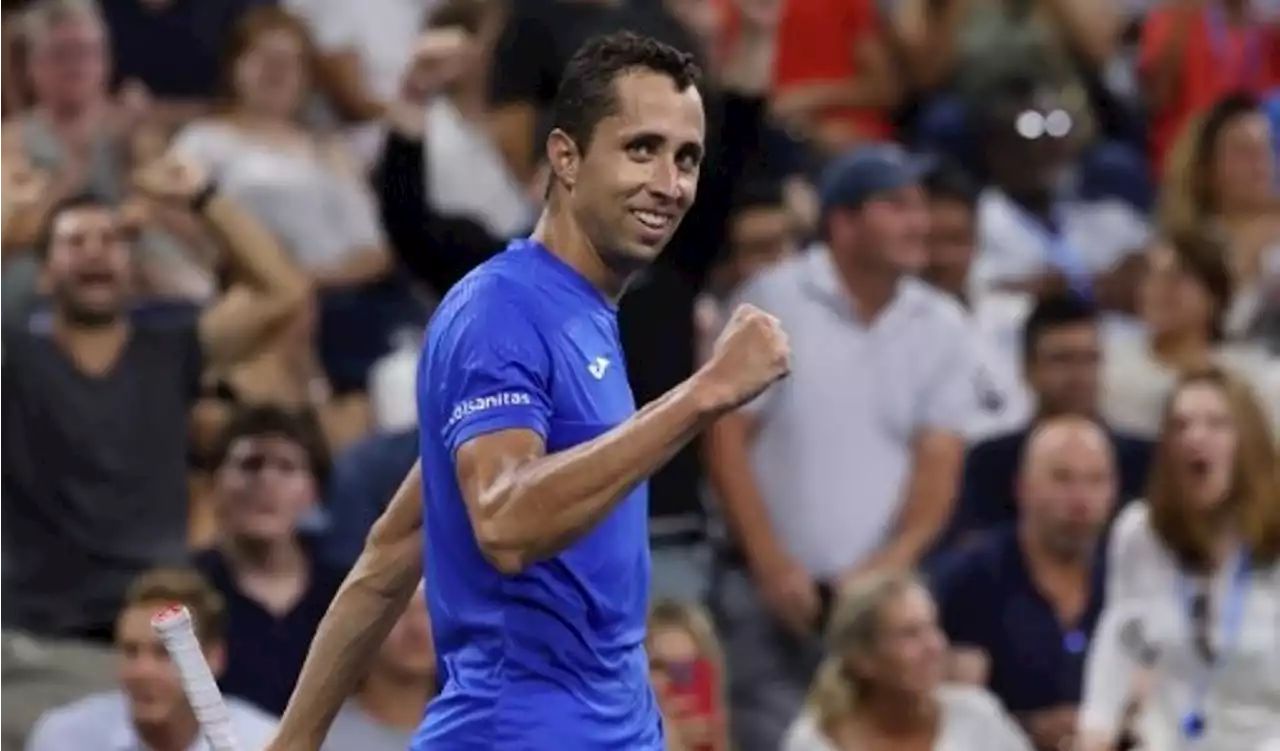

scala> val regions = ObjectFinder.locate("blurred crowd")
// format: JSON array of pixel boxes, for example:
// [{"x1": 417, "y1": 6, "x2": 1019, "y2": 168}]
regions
[{"x1": 1, "y1": 0, "x2": 1278, "y2": 750}]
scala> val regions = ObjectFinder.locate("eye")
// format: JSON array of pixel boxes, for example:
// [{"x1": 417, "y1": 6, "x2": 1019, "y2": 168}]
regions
[
  {"x1": 627, "y1": 141, "x2": 658, "y2": 161},
  {"x1": 676, "y1": 152, "x2": 700, "y2": 173}
]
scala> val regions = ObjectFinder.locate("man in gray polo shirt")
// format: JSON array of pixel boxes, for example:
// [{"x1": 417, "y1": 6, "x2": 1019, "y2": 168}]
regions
[{"x1": 706, "y1": 144, "x2": 978, "y2": 751}]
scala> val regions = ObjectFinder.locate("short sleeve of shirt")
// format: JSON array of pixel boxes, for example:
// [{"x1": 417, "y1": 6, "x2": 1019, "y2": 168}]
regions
[
  {"x1": 171, "y1": 121, "x2": 233, "y2": 178},
  {"x1": 919, "y1": 312, "x2": 981, "y2": 434},
  {"x1": 431, "y1": 287, "x2": 555, "y2": 457}
]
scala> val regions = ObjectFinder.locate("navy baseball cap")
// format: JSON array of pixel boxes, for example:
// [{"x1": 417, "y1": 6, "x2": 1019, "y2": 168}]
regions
[{"x1": 818, "y1": 143, "x2": 935, "y2": 215}]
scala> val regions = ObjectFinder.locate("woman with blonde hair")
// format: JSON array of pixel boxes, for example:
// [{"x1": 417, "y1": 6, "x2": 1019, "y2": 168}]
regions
[
  {"x1": 1078, "y1": 367, "x2": 1280, "y2": 751},
  {"x1": 783, "y1": 571, "x2": 1032, "y2": 751},
  {"x1": 647, "y1": 599, "x2": 731, "y2": 751}
]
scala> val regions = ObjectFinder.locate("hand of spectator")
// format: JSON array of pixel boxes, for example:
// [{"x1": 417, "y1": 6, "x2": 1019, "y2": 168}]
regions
[
  {"x1": 1021, "y1": 705, "x2": 1077, "y2": 751},
  {"x1": 770, "y1": 89, "x2": 826, "y2": 136},
  {"x1": 132, "y1": 154, "x2": 210, "y2": 205},
  {"x1": 751, "y1": 554, "x2": 820, "y2": 638},
  {"x1": 1, "y1": 160, "x2": 50, "y2": 229},
  {"x1": 399, "y1": 28, "x2": 472, "y2": 105}
]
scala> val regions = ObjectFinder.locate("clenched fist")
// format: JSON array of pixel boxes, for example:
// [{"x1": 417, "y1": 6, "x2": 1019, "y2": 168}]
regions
[{"x1": 696, "y1": 303, "x2": 790, "y2": 412}]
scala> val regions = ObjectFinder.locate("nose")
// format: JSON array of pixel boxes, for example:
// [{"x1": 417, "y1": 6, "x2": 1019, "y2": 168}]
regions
[{"x1": 646, "y1": 159, "x2": 681, "y2": 202}]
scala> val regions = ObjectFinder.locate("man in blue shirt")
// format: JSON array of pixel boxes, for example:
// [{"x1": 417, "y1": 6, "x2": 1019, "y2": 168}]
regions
[{"x1": 264, "y1": 31, "x2": 790, "y2": 751}]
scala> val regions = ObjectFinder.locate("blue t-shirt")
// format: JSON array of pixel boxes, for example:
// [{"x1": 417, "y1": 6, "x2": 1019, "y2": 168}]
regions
[{"x1": 412, "y1": 240, "x2": 660, "y2": 750}]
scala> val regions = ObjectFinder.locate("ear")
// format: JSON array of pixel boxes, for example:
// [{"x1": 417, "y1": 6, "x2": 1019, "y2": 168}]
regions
[{"x1": 546, "y1": 129, "x2": 581, "y2": 192}]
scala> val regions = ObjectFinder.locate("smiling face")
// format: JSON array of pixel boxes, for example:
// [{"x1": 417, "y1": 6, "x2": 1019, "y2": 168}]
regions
[{"x1": 549, "y1": 69, "x2": 706, "y2": 275}]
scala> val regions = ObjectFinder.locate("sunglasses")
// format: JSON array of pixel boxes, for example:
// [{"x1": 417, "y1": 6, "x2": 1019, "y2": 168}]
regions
[{"x1": 1013, "y1": 108, "x2": 1073, "y2": 140}]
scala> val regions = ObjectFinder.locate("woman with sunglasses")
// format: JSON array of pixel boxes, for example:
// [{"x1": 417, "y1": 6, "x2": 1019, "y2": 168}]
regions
[{"x1": 1078, "y1": 367, "x2": 1280, "y2": 751}]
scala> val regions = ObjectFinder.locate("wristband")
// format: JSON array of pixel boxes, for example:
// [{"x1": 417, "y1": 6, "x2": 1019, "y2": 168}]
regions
[{"x1": 189, "y1": 181, "x2": 219, "y2": 213}]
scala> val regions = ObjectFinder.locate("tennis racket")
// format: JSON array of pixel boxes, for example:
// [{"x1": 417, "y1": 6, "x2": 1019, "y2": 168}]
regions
[{"x1": 152, "y1": 604, "x2": 243, "y2": 751}]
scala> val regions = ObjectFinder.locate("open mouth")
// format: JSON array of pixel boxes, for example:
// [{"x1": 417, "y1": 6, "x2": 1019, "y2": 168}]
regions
[
  {"x1": 631, "y1": 209, "x2": 674, "y2": 236},
  {"x1": 1185, "y1": 457, "x2": 1213, "y2": 478}
]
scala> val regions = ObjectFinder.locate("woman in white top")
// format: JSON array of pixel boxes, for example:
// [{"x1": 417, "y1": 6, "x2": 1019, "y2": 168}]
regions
[
  {"x1": 1102, "y1": 229, "x2": 1280, "y2": 439},
  {"x1": 783, "y1": 571, "x2": 1032, "y2": 751},
  {"x1": 1079, "y1": 366, "x2": 1280, "y2": 751}
]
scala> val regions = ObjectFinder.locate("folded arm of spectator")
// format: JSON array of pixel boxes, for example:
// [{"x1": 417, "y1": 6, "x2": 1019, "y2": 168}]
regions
[
  {"x1": 131, "y1": 154, "x2": 310, "y2": 367},
  {"x1": 891, "y1": 0, "x2": 965, "y2": 92},
  {"x1": 1137, "y1": 5, "x2": 1201, "y2": 113},
  {"x1": 1038, "y1": 0, "x2": 1124, "y2": 69},
  {"x1": 770, "y1": 23, "x2": 901, "y2": 135}
]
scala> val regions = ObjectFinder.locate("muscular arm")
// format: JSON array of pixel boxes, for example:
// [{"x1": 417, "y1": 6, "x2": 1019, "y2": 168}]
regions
[
  {"x1": 457, "y1": 377, "x2": 720, "y2": 574},
  {"x1": 270, "y1": 464, "x2": 425, "y2": 750}
]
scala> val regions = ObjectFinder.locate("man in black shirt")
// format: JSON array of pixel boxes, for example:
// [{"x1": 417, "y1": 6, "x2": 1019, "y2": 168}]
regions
[{"x1": 1, "y1": 153, "x2": 309, "y2": 749}]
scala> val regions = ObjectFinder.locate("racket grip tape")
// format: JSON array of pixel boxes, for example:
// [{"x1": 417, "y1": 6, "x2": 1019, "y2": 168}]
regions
[{"x1": 152, "y1": 604, "x2": 242, "y2": 751}]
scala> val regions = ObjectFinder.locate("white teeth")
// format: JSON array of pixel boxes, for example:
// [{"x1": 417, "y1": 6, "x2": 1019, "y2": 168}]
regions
[{"x1": 633, "y1": 210, "x2": 670, "y2": 230}]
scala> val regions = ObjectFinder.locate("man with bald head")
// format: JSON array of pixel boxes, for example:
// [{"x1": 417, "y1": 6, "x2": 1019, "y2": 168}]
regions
[{"x1": 932, "y1": 416, "x2": 1116, "y2": 751}]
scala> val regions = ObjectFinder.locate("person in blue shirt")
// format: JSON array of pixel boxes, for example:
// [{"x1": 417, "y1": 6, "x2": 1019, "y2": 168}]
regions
[
  {"x1": 931, "y1": 415, "x2": 1115, "y2": 751},
  {"x1": 262, "y1": 31, "x2": 791, "y2": 751}
]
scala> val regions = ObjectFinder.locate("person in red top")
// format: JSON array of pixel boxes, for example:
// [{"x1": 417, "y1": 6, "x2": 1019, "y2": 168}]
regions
[
  {"x1": 1140, "y1": 0, "x2": 1280, "y2": 176},
  {"x1": 770, "y1": 0, "x2": 900, "y2": 155}
]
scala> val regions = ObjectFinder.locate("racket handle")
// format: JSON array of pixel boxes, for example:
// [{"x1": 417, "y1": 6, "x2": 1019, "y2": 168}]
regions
[{"x1": 152, "y1": 604, "x2": 242, "y2": 751}]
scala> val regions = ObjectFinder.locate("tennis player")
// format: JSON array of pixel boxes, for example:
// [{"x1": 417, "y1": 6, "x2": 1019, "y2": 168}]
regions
[{"x1": 265, "y1": 31, "x2": 790, "y2": 751}]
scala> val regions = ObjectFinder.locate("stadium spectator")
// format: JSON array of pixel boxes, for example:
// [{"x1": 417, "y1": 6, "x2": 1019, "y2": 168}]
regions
[
  {"x1": 1101, "y1": 228, "x2": 1280, "y2": 439},
  {"x1": 1, "y1": 0, "x2": 201, "y2": 319},
  {"x1": 951, "y1": 294, "x2": 1153, "y2": 544},
  {"x1": 321, "y1": 583, "x2": 435, "y2": 751},
  {"x1": 706, "y1": 145, "x2": 977, "y2": 751},
  {"x1": 920, "y1": 161, "x2": 1033, "y2": 440},
  {"x1": 1079, "y1": 366, "x2": 1280, "y2": 751},
  {"x1": 970, "y1": 76, "x2": 1151, "y2": 306},
  {"x1": 782, "y1": 571, "x2": 1034, "y2": 751},
  {"x1": 932, "y1": 416, "x2": 1115, "y2": 751},
  {"x1": 1, "y1": 153, "x2": 308, "y2": 739},
  {"x1": 172, "y1": 6, "x2": 411, "y2": 392},
  {"x1": 23, "y1": 568, "x2": 277, "y2": 751},
  {"x1": 319, "y1": 427, "x2": 418, "y2": 570},
  {"x1": 1159, "y1": 93, "x2": 1280, "y2": 347},
  {"x1": 770, "y1": 0, "x2": 899, "y2": 155},
  {"x1": 1139, "y1": 0, "x2": 1280, "y2": 176},
  {"x1": 647, "y1": 600, "x2": 731, "y2": 751},
  {"x1": 194, "y1": 405, "x2": 344, "y2": 716}
]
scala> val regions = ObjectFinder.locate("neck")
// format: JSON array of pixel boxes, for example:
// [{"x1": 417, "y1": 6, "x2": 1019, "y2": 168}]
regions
[
  {"x1": 857, "y1": 689, "x2": 938, "y2": 737},
  {"x1": 447, "y1": 77, "x2": 488, "y2": 119},
  {"x1": 831, "y1": 250, "x2": 898, "y2": 321},
  {"x1": 1149, "y1": 330, "x2": 1213, "y2": 370},
  {"x1": 1019, "y1": 523, "x2": 1094, "y2": 579},
  {"x1": 1008, "y1": 188, "x2": 1055, "y2": 221},
  {"x1": 134, "y1": 711, "x2": 200, "y2": 751},
  {"x1": 52, "y1": 315, "x2": 129, "y2": 351},
  {"x1": 229, "y1": 109, "x2": 292, "y2": 132},
  {"x1": 220, "y1": 534, "x2": 308, "y2": 576},
  {"x1": 357, "y1": 669, "x2": 437, "y2": 731},
  {"x1": 38, "y1": 96, "x2": 105, "y2": 128},
  {"x1": 532, "y1": 203, "x2": 631, "y2": 302}
]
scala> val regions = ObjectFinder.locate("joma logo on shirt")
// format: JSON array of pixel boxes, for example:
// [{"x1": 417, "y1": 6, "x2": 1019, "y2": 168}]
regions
[{"x1": 446, "y1": 391, "x2": 533, "y2": 429}]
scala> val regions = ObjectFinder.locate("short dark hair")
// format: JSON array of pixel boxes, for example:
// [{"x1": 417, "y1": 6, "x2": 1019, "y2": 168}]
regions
[
  {"x1": 1163, "y1": 228, "x2": 1235, "y2": 342},
  {"x1": 125, "y1": 568, "x2": 227, "y2": 645},
  {"x1": 210, "y1": 404, "x2": 331, "y2": 487},
  {"x1": 549, "y1": 31, "x2": 702, "y2": 154},
  {"x1": 923, "y1": 160, "x2": 979, "y2": 209},
  {"x1": 35, "y1": 191, "x2": 112, "y2": 261},
  {"x1": 1021, "y1": 292, "x2": 1098, "y2": 364}
]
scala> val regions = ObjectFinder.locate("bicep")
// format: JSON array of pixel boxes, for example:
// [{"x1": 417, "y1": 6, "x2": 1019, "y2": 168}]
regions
[{"x1": 453, "y1": 428, "x2": 546, "y2": 522}]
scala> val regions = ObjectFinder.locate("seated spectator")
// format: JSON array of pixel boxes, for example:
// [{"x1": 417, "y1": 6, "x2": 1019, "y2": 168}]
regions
[
  {"x1": 1159, "y1": 94, "x2": 1280, "y2": 348},
  {"x1": 782, "y1": 571, "x2": 1033, "y2": 751},
  {"x1": 971, "y1": 76, "x2": 1152, "y2": 307},
  {"x1": 1, "y1": 155, "x2": 307, "y2": 744},
  {"x1": 194, "y1": 405, "x2": 345, "y2": 716},
  {"x1": 2, "y1": 0, "x2": 207, "y2": 320},
  {"x1": 173, "y1": 6, "x2": 411, "y2": 392},
  {"x1": 921, "y1": 160, "x2": 1033, "y2": 440},
  {"x1": 24, "y1": 568, "x2": 277, "y2": 751},
  {"x1": 322, "y1": 583, "x2": 436, "y2": 751},
  {"x1": 770, "y1": 0, "x2": 898, "y2": 156},
  {"x1": 951, "y1": 294, "x2": 1152, "y2": 544},
  {"x1": 931, "y1": 416, "x2": 1115, "y2": 751},
  {"x1": 647, "y1": 600, "x2": 731, "y2": 751},
  {"x1": 1102, "y1": 229, "x2": 1280, "y2": 438},
  {"x1": 1139, "y1": 0, "x2": 1280, "y2": 176}
]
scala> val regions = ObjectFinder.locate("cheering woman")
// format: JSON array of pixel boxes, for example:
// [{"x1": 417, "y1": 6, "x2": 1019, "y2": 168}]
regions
[{"x1": 1078, "y1": 366, "x2": 1280, "y2": 750}]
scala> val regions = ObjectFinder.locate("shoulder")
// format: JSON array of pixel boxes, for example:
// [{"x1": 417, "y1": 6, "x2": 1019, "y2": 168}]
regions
[
  {"x1": 428, "y1": 251, "x2": 549, "y2": 351},
  {"x1": 172, "y1": 119, "x2": 237, "y2": 156},
  {"x1": 938, "y1": 683, "x2": 1011, "y2": 727},
  {"x1": 898, "y1": 280, "x2": 973, "y2": 348},
  {"x1": 782, "y1": 710, "x2": 836, "y2": 751},
  {"x1": 29, "y1": 691, "x2": 125, "y2": 744},
  {"x1": 1108, "y1": 501, "x2": 1159, "y2": 563},
  {"x1": 226, "y1": 696, "x2": 279, "y2": 745},
  {"x1": 732, "y1": 251, "x2": 810, "y2": 310},
  {"x1": 932, "y1": 528, "x2": 1016, "y2": 594}
]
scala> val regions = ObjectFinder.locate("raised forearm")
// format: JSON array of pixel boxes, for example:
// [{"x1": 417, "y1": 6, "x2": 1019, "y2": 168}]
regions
[
  {"x1": 272, "y1": 466, "x2": 425, "y2": 749},
  {"x1": 202, "y1": 195, "x2": 308, "y2": 301},
  {"x1": 473, "y1": 377, "x2": 719, "y2": 572}
]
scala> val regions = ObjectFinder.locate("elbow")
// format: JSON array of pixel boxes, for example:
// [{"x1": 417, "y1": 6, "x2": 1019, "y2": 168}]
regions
[{"x1": 474, "y1": 519, "x2": 530, "y2": 575}]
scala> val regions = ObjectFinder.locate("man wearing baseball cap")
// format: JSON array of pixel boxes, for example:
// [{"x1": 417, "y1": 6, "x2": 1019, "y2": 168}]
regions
[{"x1": 707, "y1": 143, "x2": 981, "y2": 751}]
